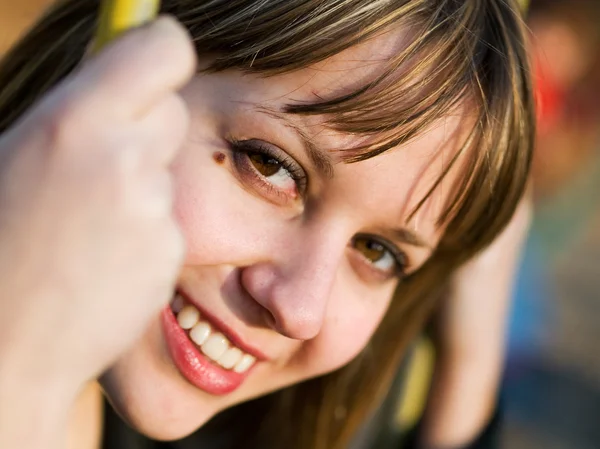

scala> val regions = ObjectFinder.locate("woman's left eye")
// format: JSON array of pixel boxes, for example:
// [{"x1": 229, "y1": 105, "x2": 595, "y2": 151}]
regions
[
  {"x1": 352, "y1": 235, "x2": 407, "y2": 279},
  {"x1": 228, "y1": 139, "x2": 307, "y2": 203}
]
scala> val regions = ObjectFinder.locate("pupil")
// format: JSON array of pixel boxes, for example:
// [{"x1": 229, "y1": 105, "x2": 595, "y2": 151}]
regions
[
  {"x1": 249, "y1": 153, "x2": 280, "y2": 177},
  {"x1": 367, "y1": 241, "x2": 383, "y2": 251},
  {"x1": 357, "y1": 238, "x2": 384, "y2": 262}
]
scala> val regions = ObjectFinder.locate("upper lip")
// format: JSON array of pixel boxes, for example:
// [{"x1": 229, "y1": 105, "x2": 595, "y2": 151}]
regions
[{"x1": 176, "y1": 287, "x2": 270, "y2": 362}]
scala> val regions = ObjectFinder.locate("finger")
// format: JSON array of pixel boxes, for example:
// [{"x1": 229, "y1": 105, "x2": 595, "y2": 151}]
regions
[
  {"x1": 134, "y1": 170, "x2": 174, "y2": 219},
  {"x1": 134, "y1": 93, "x2": 190, "y2": 167},
  {"x1": 71, "y1": 16, "x2": 196, "y2": 119},
  {"x1": 145, "y1": 220, "x2": 185, "y2": 309}
]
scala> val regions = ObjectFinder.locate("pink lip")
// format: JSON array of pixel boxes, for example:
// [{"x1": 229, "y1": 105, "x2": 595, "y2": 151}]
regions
[
  {"x1": 176, "y1": 288, "x2": 269, "y2": 362},
  {"x1": 161, "y1": 307, "x2": 250, "y2": 395}
]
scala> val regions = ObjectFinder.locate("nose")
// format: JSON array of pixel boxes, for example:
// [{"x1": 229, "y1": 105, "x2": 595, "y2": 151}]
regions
[{"x1": 240, "y1": 228, "x2": 347, "y2": 340}]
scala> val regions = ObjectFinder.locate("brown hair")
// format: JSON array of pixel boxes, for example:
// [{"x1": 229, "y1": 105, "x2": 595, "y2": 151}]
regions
[{"x1": 0, "y1": 1, "x2": 534, "y2": 448}]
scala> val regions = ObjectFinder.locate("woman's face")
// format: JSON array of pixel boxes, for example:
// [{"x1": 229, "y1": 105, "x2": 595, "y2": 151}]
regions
[{"x1": 100, "y1": 33, "x2": 467, "y2": 439}]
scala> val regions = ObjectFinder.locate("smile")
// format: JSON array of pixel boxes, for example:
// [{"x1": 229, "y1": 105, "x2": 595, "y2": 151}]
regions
[
  {"x1": 173, "y1": 295, "x2": 257, "y2": 372},
  {"x1": 161, "y1": 291, "x2": 260, "y2": 395}
]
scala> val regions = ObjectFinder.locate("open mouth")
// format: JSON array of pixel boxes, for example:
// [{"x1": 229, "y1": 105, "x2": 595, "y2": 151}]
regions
[
  {"x1": 160, "y1": 290, "x2": 259, "y2": 395},
  {"x1": 171, "y1": 294, "x2": 256, "y2": 373}
]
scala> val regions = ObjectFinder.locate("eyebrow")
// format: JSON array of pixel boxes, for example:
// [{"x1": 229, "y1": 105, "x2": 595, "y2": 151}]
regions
[
  {"x1": 390, "y1": 227, "x2": 431, "y2": 249},
  {"x1": 255, "y1": 106, "x2": 431, "y2": 250},
  {"x1": 255, "y1": 106, "x2": 335, "y2": 179}
]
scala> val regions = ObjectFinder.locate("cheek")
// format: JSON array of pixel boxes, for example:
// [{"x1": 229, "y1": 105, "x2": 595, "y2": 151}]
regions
[
  {"x1": 169, "y1": 134, "x2": 242, "y2": 263},
  {"x1": 298, "y1": 286, "x2": 392, "y2": 376},
  {"x1": 170, "y1": 138, "x2": 284, "y2": 267},
  {"x1": 171, "y1": 159, "x2": 249, "y2": 265}
]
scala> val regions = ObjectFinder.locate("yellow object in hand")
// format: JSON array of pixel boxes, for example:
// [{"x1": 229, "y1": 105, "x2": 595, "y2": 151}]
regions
[{"x1": 94, "y1": 0, "x2": 160, "y2": 52}]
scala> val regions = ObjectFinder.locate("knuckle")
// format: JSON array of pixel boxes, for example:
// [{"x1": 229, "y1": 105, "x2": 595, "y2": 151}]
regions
[{"x1": 148, "y1": 18, "x2": 196, "y2": 80}]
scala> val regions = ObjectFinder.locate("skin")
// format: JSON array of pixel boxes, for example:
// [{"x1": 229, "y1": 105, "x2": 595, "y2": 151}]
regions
[
  {"x1": 0, "y1": 18, "x2": 194, "y2": 449},
  {"x1": 0, "y1": 15, "x2": 520, "y2": 449},
  {"x1": 67, "y1": 199, "x2": 531, "y2": 449},
  {"x1": 421, "y1": 195, "x2": 531, "y2": 447},
  {"x1": 66, "y1": 200, "x2": 530, "y2": 449},
  {"x1": 100, "y1": 28, "x2": 471, "y2": 440}
]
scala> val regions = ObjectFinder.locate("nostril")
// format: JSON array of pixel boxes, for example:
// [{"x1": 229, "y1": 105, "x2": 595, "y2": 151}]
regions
[
  {"x1": 239, "y1": 262, "x2": 330, "y2": 340},
  {"x1": 261, "y1": 308, "x2": 278, "y2": 331},
  {"x1": 220, "y1": 267, "x2": 276, "y2": 329}
]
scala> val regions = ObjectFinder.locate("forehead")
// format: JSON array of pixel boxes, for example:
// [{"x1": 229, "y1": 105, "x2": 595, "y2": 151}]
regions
[
  {"x1": 282, "y1": 28, "x2": 413, "y2": 98},
  {"x1": 249, "y1": 33, "x2": 467, "y2": 219},
  {"x1": 240, "y1": 28, "x2": 414, "y2": 109},
  {"x1": 194, "y1": 29, "x2": 472, "y2": 246}
]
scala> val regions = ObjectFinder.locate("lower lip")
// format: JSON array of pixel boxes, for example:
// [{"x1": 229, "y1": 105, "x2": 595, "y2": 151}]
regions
[{"x1": 161, "y1": 306, "x2": 248, "y2": 395}]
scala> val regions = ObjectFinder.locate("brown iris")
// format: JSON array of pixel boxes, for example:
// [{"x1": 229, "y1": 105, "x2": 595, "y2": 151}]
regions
[
  {"x1": 248, "y1": 152, "x2": 281, "y2": 177},
  {"x1": 354, "y1": 236, "x2": 386, "y2": 263}
]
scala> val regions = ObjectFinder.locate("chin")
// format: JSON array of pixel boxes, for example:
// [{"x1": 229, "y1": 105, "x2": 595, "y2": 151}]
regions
[{"x1": 98, "y1": 319, "x2": 224, "y2": 441}]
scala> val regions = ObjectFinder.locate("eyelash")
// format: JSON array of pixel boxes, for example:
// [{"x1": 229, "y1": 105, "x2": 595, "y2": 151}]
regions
[
  {"x1": 352, "y1": 234, "x2": 409, "y2": 280},
  {"x1": 228, "y1": 138, "x2": 307, "y2": 201},
  {"x1": 226, "y1": 137, "x2": 408, "y2": 281}
]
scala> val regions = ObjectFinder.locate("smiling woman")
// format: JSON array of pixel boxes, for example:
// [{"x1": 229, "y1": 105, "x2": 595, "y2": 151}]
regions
[{"x1": 0, "y1": 1, "x2": 533, "y2": 449}]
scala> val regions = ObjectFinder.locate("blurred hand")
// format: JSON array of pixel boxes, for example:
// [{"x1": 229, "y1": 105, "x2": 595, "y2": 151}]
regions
[
  {"x1": 421, "y1": 195, "x2": 532, "y2": 448},
  {"x1": 0, "y1": 16, "x2": 195, "y2": 392}
]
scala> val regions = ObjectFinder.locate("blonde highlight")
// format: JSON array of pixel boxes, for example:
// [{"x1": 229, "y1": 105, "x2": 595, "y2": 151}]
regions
[{"x1": 0, "y1": 1, "x2": 534, "y2": 448}]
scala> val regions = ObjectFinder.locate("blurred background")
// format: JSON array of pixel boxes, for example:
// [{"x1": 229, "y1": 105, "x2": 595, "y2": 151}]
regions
[
  {"x1": 503, "y1": 1, "x2": 600, "y2": 448},
  {"x1": 1, "y1": 1, "x2": 599, "y2": 448}
]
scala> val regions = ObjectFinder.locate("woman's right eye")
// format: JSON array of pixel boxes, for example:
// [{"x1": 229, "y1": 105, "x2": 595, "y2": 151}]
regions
[
  {"x1": 228, "y1": 139, "x2": 307, "y2": 205},
  {"x1": 247, "y1": 152, "x2": 296, "y2": 190}
]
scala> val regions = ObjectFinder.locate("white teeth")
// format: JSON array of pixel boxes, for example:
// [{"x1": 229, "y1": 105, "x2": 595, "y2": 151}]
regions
[
  {"x1": 171, "y1": 294, "x2": 185, "y2": 314},
  {"x1": 175, "y1": 302, "x2": 259, "y2": 372},
  {"x1": 233, "y1": 354, "x2": 256, "y2": 374},
  {"x1": 201, "y1": 333, "x2": 229, "y2": 361},
  {"x1": 217, "y1": 347, "x2": 243, "y2": 369},
  {"x1": 189, "y1": 321, "x2": 211, "y2": 346},
  {"x1": 177, "y1": 305, "x2": 200, "y2": 330}
]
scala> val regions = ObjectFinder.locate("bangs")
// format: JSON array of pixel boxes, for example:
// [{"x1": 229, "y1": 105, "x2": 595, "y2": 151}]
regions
[
  {"x1": 0, "y1": 0, "x2": 534, "y2": 256},
  {"x1": 0, "y1": 1, "x2": 535, "y2": 448},
  {"x1": 174, "y1": 0, "x2": 533, "y2": 240}
]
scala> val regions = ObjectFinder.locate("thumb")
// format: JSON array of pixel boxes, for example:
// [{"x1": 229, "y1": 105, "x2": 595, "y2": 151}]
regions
[{"x1": 71, "y1": 16, "x2": 196, "y2": 119}]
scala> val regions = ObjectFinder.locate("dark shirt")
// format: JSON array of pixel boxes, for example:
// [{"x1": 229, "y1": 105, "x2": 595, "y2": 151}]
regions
[
  {"x1": 102, "y1": 396, "x2": 501, "y2": 449},
  {"x1": 102, "y1": 398, "x2": 258, "y2": 449}
]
